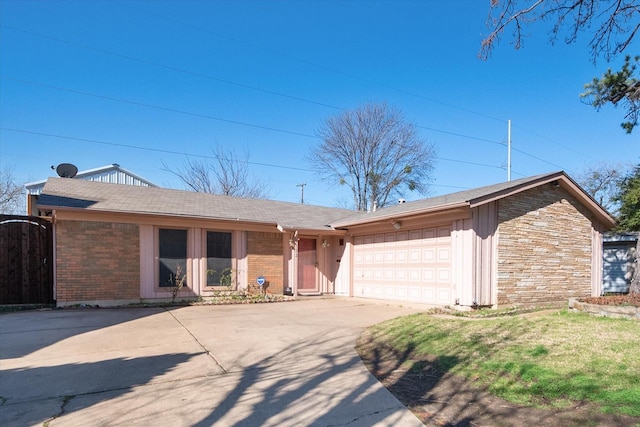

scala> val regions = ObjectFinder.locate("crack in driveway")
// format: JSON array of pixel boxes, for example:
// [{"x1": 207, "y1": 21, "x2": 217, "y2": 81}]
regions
[{"x1": 164, "y1": 307, "x2": 228, "y2": 374}]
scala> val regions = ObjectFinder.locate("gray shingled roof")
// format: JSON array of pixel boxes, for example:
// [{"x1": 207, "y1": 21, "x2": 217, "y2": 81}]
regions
[
  {"x1": 37, "y1": 178, "x2": 355, "y2": 231},
  {"x1": 38, "y1": 171, "x2": 614, "y2": 231},
  {"x1": 330, "y1": 171, "x2": 597, "y2": 227}
]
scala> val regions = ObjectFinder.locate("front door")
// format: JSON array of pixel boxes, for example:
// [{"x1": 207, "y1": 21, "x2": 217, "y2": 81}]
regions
[{"x1": 298, "y1": 238, "x2": 318, "y2": 293}]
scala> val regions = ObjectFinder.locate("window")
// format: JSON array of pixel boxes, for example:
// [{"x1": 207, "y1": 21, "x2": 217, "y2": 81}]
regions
[
  {"x1": 207, "y1": 231, "x2": 232, "y2": 286},
  {"x1": 158, "y1": 229, "x2": 187, "y2": 287}
]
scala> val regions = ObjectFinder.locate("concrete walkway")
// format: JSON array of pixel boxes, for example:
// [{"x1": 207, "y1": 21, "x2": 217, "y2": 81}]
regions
[{"x1": 0, "y1": 297, "x2": 426, "y2": 426}]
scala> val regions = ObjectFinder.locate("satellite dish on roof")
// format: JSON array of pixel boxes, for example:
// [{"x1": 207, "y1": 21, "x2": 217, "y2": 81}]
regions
[{"x1": 55, "y1": 163, "x2": 78, "y2": 178}]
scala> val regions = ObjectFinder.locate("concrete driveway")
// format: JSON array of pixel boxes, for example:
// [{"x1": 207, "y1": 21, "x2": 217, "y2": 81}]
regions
[{"x1": 0, "y1": 297, "x2": 426, "y2": 426}]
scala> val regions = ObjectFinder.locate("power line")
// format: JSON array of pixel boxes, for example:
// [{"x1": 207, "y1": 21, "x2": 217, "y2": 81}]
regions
[
  {"x1": 0, "y1": 127, "x2": 311, "y2": 172},
  {"x1": 436, "y1": 156, "x2": 504, "y2": 170},
  {"x1": 1, "y1": 24, "x2": 507, "y2": 148},
  {"x1": 118, "y1": 3, "x2": 598, "y2": 163},
  {"x1": 1, "y1": 76, "x2": 318, "y2": 140},
  {"x1": 117, "y1": 1, "x2": 508, "y2": 124},
  {"x1": 416, "y1": 125, "x2": 504, "y2": 146},
  {"x1": 2, "y1": 76, "x2": 507, "y2": 148},
  {"x1": 1, "y1": 75, "x2": 575, "y2": 175},
  {"x1": 0, "y1": 127, "x2": 510, "y2": 172},
  {"x1": 511, "y1": 146, "x2": 575, "y2": 174},
  {"x1": 0, "y1": 25, "x2": 506, "y2": 146},
  {"x1": 1, "y1": 21, "x2": 588, "y2": 171},
  {"x1": 2, "y1": 24, "x2": 574, "y2": 168},
  {"x1": 512, "y1": 123, "x2": 595, "y2": 160},
  {"x1": 0, "y1": 25, "x2": 345, "y2": 113}
]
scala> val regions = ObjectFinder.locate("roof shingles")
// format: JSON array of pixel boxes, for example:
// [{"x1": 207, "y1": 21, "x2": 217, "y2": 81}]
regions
[{"x1": 37, "y1": 171, "x2": 615, "y2": 231}]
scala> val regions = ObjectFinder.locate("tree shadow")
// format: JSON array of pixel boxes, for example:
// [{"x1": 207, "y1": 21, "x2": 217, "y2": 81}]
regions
[
  {"x1": 356, "y1": 321, "x2": 640, "y2": 427},
  {"x1": 193, "y1": 329, "x2": 416, "y2": 426},
  {"x1": 0, "y1": 352, "x2": 197, "y2": 427}
]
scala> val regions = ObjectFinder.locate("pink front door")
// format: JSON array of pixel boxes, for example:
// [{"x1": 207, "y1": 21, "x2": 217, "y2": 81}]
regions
[{"x1": 297, "y1": 238, "x2": 318, "y2": 293}]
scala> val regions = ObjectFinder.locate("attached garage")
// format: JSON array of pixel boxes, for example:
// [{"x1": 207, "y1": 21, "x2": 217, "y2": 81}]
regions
[{"x1": 334, "y1": 172, "x2": 616, "y2": 308}]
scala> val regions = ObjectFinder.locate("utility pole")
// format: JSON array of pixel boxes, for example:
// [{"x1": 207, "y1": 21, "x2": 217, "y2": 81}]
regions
[
  {"x1": 296, "y1": 183, "x2": 306, "y2": 204},
  {"x1": 507, "y1": 119, "x2": 512, "y2": 182}
]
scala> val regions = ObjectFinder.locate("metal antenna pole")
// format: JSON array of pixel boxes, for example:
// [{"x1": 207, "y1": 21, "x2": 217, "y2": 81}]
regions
[
  {"x1": 296, "y1": 183, "x2": 306, "y2": 204},
  {"x1": 507, "y1": 119, "x2": 512, "y2": 182}
]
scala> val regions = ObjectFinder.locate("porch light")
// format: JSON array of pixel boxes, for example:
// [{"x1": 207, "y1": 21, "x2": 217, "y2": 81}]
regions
[{"x1": 392, "y1": 221, "x2": 401, "y2": 230}]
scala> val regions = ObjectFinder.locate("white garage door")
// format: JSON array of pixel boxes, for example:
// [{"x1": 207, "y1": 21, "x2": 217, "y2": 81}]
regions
[{"x1": 352, "y1": 225, "x2": 453, "y2": 305}]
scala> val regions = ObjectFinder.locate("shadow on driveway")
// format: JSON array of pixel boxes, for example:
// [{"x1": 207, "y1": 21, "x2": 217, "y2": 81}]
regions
[
  {"x1": 1, "y1": 353, "x2": 198, "y2": 426},
  {"x1": 0, "y1": 307, "x2": 165, "y2": 359}
]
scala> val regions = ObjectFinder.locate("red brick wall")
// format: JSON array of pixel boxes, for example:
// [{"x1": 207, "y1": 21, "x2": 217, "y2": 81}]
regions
[
  {"x1": 497, "y1": 185, "x2": 594, "y2": 307},
  {"x1": 246, "y1": 231, "x2": 284, "y2": 295},
  {"x1": 55, "y1": 220, "x2": 140, "y2": 302}
]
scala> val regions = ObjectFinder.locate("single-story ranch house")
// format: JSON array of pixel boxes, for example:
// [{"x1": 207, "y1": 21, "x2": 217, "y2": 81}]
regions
[{"x1": 34, "y1": 171, "x2": 615, "y2": 308}]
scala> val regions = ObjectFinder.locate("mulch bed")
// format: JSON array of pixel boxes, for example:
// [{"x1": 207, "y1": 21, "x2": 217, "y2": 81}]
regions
[{"x1": 580, "y1": 292, "x2": 640, "y2": 306}]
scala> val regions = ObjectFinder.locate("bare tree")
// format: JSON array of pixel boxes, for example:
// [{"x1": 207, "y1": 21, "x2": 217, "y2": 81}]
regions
[
  {"x1": 480, "y1": 0, "x2": 640, "y2": 63},
  {"x1": 0, "y1": 166, "x2": 24, "y2": 214},
  {"x1": 576, "y1": 163, "x2": 630, "y2": 213},
  {"x1": 164, "y1": 146, "x2": 269, "y2": 198},
  {"x1": 309, "y1": 102, "x2": 436, "y2": 211}
]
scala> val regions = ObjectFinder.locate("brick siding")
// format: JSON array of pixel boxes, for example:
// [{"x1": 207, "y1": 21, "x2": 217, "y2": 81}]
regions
[
  {"x1": 246, "y1": 231, "x2": 284, "y2": 295},
  {"x1": 56, "y1": 220, "x2": 140, "y2": 302},
  {"x1": 497, "y1": 185, "x2": 594, "y2": 307}
]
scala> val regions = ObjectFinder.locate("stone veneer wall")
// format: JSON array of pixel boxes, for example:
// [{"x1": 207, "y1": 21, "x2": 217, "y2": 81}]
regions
[
  {"x1": 246, "y1": 231, "x2": 284, "y2": 294},
  {"x1": 55, "y1": 220, "x2": 140, "y2": 302},
  {"x1": 496, "y1": 185, "x2": 594, "y2": 307}
]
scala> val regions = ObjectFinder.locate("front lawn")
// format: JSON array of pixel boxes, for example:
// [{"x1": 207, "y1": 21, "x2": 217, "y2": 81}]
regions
[{"x1": 358, "y1": 309, "x2": 640, "y2": 419}]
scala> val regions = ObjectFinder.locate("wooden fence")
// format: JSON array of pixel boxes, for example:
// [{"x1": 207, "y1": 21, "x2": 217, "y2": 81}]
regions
[{"x1": 0, "y1": 215, "x2": 54, "y2": 304}]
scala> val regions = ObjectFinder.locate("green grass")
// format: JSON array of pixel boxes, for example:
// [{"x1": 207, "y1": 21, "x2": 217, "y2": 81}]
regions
[{"x1": 364, "y1": 309, "x2": 640, "y2": 416}]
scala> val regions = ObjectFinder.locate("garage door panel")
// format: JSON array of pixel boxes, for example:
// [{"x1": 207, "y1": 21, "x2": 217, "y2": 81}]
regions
[
  {"x1": 438, "y1": 269, "x2": 450, "y2": 282},
  {"x1": 408, "y1": 286, "x2": 421, "y2": 300},
  {"x1": 423, "y1": 248, "x2": 436, "y2": 262},
  {"x1": 422, "y1": 288, "x2": 435, "y2": 302},
  {"x1": 374, "y1": 284, "x2": 384, "y2": 297}
]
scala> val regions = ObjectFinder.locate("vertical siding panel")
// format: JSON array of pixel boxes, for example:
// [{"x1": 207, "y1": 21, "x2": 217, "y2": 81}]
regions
[
  {"x1": 235, "y1": 231, "x2": 247, "y2": 293},
  {"x1": 190, "y1": 228, "x2": 201, "y2": 296},
  {"x1": 452, "y1": 218, "x2": 474, "y2": 306},
  {"x1": 591, "y1": 225, "x2": 603, "y2": 296},
  {"x1": 139, "y1": 225, "x2": 154, "y2": 298},
  {"x1": 469, "y1": 203, "x2": 498, "y2": 307},
  {"x1": 335, "y1": 237, "x2": 351, "y2": 296}
]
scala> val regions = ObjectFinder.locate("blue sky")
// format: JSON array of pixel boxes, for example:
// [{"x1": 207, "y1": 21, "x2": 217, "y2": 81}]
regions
[{"x1": 1, "y1": 0, "x2": 638, "y2": 207}]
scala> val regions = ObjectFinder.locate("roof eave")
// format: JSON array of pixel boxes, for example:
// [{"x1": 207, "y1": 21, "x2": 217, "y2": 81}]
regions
[
  {"x1": 331, "y1": 201, "x2": 470, "y2": 228},
  {"x1": 38, "y1": 204, "x2": 348, "y2": 234}
]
